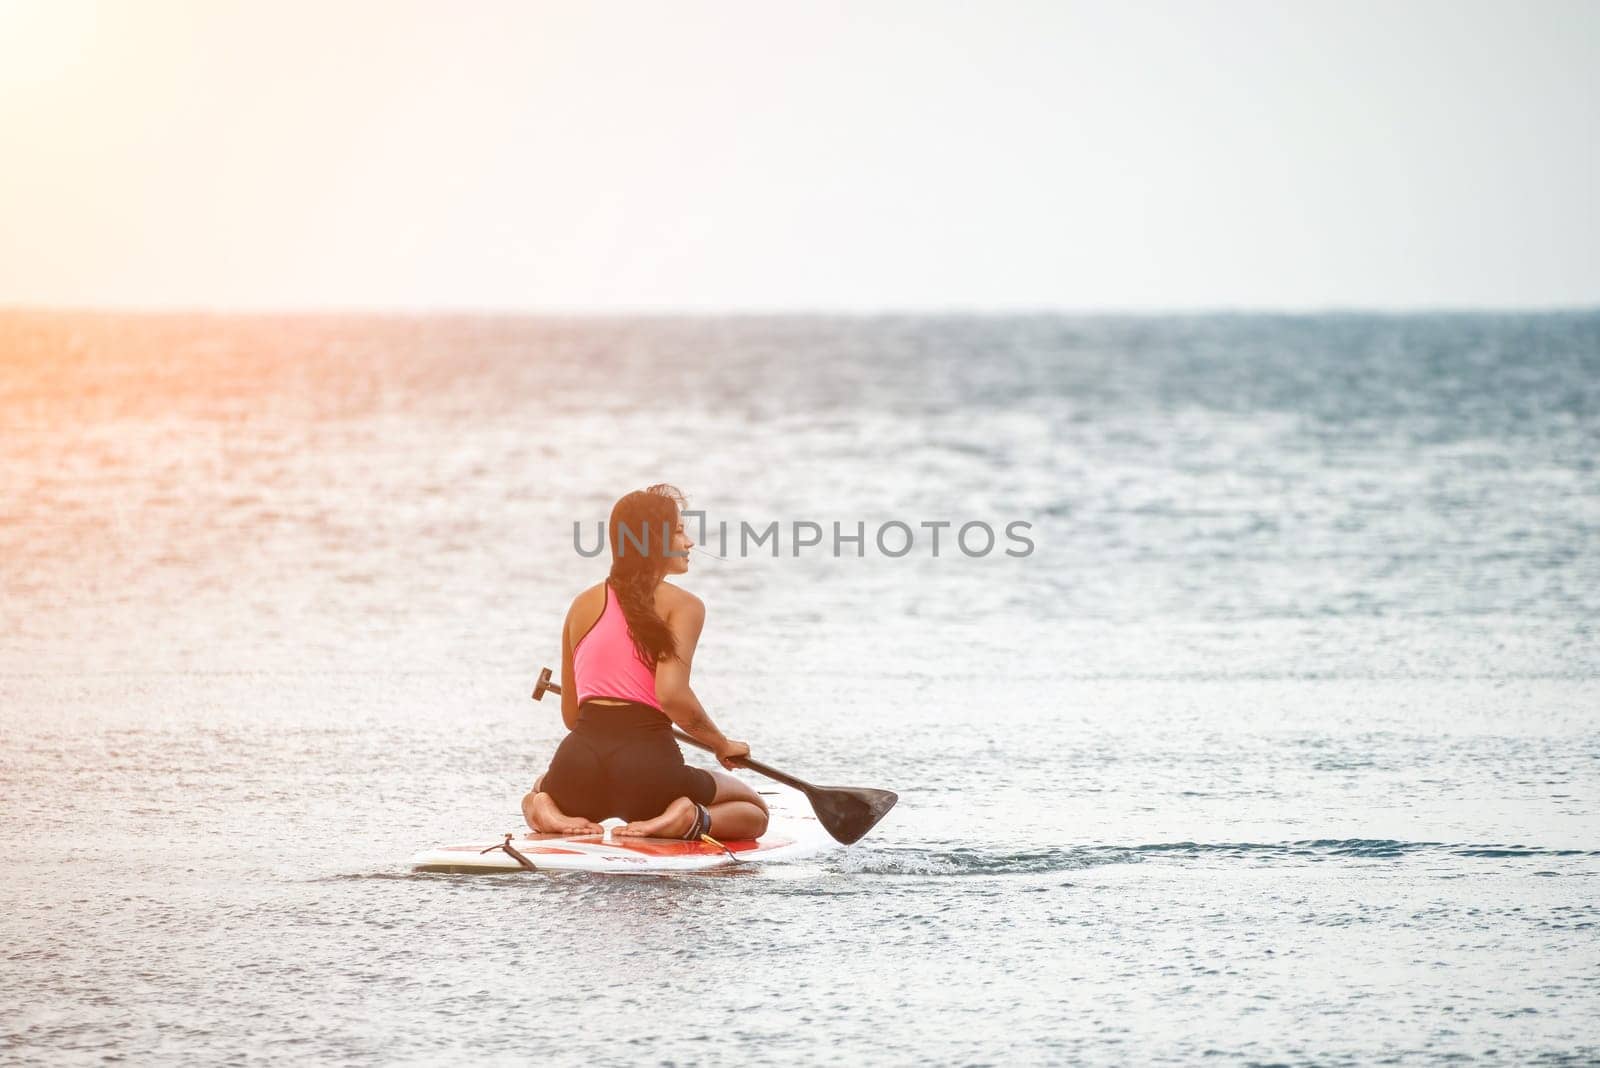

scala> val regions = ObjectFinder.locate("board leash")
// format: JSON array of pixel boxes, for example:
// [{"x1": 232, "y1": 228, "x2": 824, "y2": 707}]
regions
[
  {"x1": 481, "y1": 833, "x2": 538, "y2": 872},
  {"x1": 700, "y1": 833, "x2": 740, "y2": 863}
]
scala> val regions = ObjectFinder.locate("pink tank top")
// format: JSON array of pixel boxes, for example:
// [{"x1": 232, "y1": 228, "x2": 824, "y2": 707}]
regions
[{"x1": 573, "y1": 583, "x2": 662, "y2": 710}]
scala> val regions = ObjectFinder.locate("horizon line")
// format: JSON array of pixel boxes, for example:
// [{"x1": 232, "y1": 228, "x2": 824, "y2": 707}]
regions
[{"x1": 3, "y1": 301, "x2": 1598, "y2": 319}]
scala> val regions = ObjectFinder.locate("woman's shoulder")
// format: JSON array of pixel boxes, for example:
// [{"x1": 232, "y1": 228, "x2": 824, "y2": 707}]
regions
[
  {"x1": 655, "y1": 581, "x2": 704, "y2": 617},
  {"x1": 566, "y1": 581, "x2": 609, "y2": 620}
]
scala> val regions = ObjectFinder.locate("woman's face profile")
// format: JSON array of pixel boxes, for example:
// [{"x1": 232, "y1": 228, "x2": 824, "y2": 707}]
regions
[{"x1": 666, "y1": 512, "x2": 694, "y2": 575}]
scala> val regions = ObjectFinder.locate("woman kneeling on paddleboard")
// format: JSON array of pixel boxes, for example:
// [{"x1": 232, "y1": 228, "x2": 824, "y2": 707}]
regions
[{"x1": 523, "y1": 484, "x2": 770, "y2": 841}]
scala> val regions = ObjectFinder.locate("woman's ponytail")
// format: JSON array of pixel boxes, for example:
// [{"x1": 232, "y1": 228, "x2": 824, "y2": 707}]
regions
[{"x1": 605, "y1": 483, "x2": 686, "y2": 667}]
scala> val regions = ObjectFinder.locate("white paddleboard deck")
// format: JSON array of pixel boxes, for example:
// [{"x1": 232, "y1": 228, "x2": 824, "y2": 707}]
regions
[{"x1": 413, "y1": 803, "x2": 829, "y2": 875}]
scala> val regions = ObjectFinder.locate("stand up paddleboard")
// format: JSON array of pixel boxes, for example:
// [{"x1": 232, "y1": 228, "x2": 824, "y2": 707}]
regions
[
  {"x1": 411, "y1": 668, "x2": 897, "y2": 875},
  {"x1": 413, "y1": 809, "x2": 827, "y2": 875}
]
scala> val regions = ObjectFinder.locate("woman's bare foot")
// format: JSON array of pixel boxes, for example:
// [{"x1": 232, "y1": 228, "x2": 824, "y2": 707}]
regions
[
  {"x1": 524, "y1": 791, "x2": 603, "y2": 836},
  {"x1": 611, "y1": 796, "x2": 697, "y2": 839}
]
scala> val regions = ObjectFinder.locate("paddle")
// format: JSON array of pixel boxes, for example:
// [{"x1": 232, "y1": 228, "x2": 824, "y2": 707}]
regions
[{"x1": 531, "y1": 667, "x2": 897, "y2": 844}]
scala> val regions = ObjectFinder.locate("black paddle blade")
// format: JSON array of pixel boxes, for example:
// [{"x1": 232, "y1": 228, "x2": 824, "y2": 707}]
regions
[{"x1": 806, "y1": 786, "x2": 899, "y2": 845}]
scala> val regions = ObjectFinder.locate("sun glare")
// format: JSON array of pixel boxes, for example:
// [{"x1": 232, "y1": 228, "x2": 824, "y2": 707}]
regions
[{"x1": 0, "y1": 2, "x2": 105, "y2": 90}]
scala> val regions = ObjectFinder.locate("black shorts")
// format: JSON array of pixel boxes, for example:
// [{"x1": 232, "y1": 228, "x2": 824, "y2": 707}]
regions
[{"x1": 540, "y1": 700, "x2": 718, "y2": 822}]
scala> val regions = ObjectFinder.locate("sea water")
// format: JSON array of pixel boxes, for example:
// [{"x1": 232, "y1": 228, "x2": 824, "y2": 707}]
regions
[{"x1": 2, "y1": 311, "x2": 1597, "y2": 1064}]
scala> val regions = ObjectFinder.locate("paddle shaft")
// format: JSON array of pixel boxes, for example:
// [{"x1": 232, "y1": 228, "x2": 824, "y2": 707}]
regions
[
  {"x1": 668, "y1": 727, "x2": 818, "y2": 796},
  {"x1": 534, "y1": 674, "x2": 821, "y2": 796}
]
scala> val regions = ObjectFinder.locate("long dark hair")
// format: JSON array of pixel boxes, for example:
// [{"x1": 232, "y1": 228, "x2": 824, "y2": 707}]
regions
[{"x1": 607, "y1": 483, "x2": 686, "y2": 667}]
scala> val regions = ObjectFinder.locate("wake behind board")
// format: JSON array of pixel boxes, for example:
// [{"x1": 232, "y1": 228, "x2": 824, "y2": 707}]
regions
[{"x1": 412, "y1": 814, "x2": 827, "y2": 875}]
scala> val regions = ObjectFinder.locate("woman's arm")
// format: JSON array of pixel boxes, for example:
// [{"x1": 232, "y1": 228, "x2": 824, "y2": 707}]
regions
[
  {"x1": 654, "y1": 593, "x2": 747, "y2": 766},
  {"x1": 559, "y1": 600, "x2": 580, "y2": 731}
]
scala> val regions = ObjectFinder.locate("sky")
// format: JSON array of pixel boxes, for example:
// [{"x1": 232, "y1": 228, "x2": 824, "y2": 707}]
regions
[{"x1": 0, "y1": 0, "x2": 1595, "y2": 312}]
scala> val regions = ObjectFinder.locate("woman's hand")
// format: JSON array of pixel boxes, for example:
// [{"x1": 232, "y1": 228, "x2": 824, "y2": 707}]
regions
[{"x1": 716, "y1": 738, "x2": 750, "y2": 770}]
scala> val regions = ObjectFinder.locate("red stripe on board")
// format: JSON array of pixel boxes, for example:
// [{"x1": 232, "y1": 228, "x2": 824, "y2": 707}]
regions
[
  {"x1": 438, "y1": 843, "x2": 588, "y2": 856},
  {"x1": 606, "y1": 837, "x2": 791, "y2": 857},
  {"x1": 439, "y1": 835, "x2": 794, "y2": 858}
]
